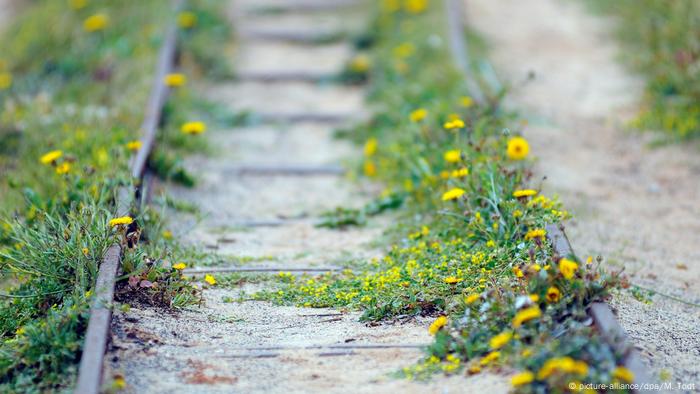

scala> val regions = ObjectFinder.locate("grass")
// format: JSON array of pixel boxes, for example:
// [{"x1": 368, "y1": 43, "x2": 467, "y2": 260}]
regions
[
  {"x1": 0, "y1": 0, "x2": 230, "y2": 391},
  {"x1": 234, "y1": 1, "x2": 637, "y2": 392},
  {"x1": 585, "y1": 0, "x2": 700, "y2": 141}
]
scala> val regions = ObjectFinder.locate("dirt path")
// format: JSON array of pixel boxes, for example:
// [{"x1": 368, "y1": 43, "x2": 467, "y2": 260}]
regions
[
  {"x1": 464, "y1": 0, "x2": 700, "y2": 387},
  {"x1": 105, "y1": 1, "x2": 509, "y2": 392}
]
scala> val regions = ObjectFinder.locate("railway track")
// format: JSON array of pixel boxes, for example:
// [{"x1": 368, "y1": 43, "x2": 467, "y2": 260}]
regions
[{"x1": 74, "y1": 0, "x2": 654, "y2": 392}]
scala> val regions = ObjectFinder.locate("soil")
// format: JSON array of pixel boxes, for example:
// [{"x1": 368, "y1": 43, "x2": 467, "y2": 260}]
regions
[
  {"x1": 105, "y1": 1, "x2": 510, "y2": 392},
  {"x1": 464, "y1": 0, "x2": 700, "y2": 388}
]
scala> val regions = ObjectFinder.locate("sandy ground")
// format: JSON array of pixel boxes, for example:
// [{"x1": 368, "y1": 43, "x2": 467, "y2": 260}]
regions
[
  {"x1": 106, "y1": 1, "x2": 510, "y2": 392},
  {"x1": 464, "y1": 0, "x2": 700, "y2": 388}
]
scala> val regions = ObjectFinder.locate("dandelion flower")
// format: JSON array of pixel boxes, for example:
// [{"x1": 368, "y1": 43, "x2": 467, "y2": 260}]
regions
[
  {"x1": 460, "y1": 96, "x2": 474, "y2": 108},
  {"x1": 489, "y1": 331, "x2": 512, "y2": 349},
  {"x1": 513, "y1": 189, "x2": 537, "y2": 198},
  {"x1": 559, "y1": 258, "x2": 578, "y2": 280},
  {"x1": 404, "y1": 0, "x2": 427, "y2": 13},
  {"x1": 82, "y1": 247, "x2": 89, "y2": 256},
  {"x1": 612, "y1": 366, "x2": 634, "y2": 383},
  {"x1": 40, "y1": 150, "x2": 63, "y2": 164},
  {"x1": 451, "y1": 167, "x2": 469, "y2": 177},
  {"x1": 443, "y1": 119, "x2": 465, "y2": 130},
  {"x1": 164, "y1": 73, "x2": 186, "y2": 87},
  {"x1": 479, "y1": 351, "x2": 500, "y2": 365},
  {"x1": 178, "y1": 11, "x2": 197, "y2": 29},
  {"x1": 349, "y1": 54, "x2": 370, "y2": 73},
  {"x1": 363, "y1": 160, "x2": 377, "y2": 177},
  {"x1": 172, "y1": 263, "x2": 186, "y2": 270},
  {"x1": 409, "y1": 108, "x2": 427, "y2": 122},
  {"x1": 441, "y1": 188, "x2": 465, "y2": 201},
  {"x1": 511, "y1": 371, "x2": 534, "y2": 386},
  {"x1": 443, "y1": 150, "x2": 461, "y2": 163},
  {"x1": 83, "y1": 14, "x2": 108, "y2": 32},
  {"x1": 546, "y1": 286, "x2": 561, "y2": 303},
  {"x1": 55, "y1": 163, "x2": 71, "y2": 175},
  {"x1": 507, "y1": 136, "x2": 529, "y2": 160},
  {"x1": 126, "y1": 140, "x2": 142, "y2": 151},
  {"x1": 70, "y1": 0, "x2": 87, "y2": 10},
  {"x1": 465, "y1": 293, "x2": 480, "y2": 304},
  {"x1": 524, "y1": 228, "x2": 546, "y2": 241},
  {"x1": 0, "y1": 72, "x2": 12, "y2": 90},
  {"x1": 444, "y1": 276, "x2": 462, "y2": 284},
  {"x1": 204, "y1": 274, "x2": 216, "y2": 285},
  {"x1": 109, "y1": 216, "x2": 133, "y2": 227},
  {"x1": 428, "y1": 316, "x2": 447, "y2": 335},
  {"x1": 181, "y1": 121, "x2": 206, "y2": 135},
  {"x1": 512, "y1": 306, "x2": 541, "y2": 328},
  {"x1": 364, "y1": 137, "x2": 378, "y2": 156}
]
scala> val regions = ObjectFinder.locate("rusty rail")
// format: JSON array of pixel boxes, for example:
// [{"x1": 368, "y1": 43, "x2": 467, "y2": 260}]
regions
[
  {"x1": 546, "y1": 224, "x2": 654, "y2": 393},
  {"x1": 74, "y1": 3, "x2": 183, "y2": 393}
]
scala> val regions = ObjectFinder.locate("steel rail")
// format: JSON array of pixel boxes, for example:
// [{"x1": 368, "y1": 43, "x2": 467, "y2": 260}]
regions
[
  {"x1": 546, "y1": 224, "x2": 654, "y2": 393},
  {"x1": 448, "y1": 0, "x2": 653, "y2": 390},
  {"x1": 74, "y1": 2, "x2": 183, "y2": 392}
]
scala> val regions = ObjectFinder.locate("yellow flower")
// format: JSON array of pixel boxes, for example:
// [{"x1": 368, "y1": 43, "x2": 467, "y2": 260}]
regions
[
  {"x1": 512, "y1": 306, "x2": 541, "y2": 328},
  {"x1": 546, "y1": 286, "x2": 561, "y2": 303},
  {"x1": 513, "y1": 189, "x2": 537, "y2": 198},
  {"x1": 204, "y1": 274, "x2": 216, "y2": 285},
  {"x1": 479, "y1": 351, "x2": 500, "y2": 365},
  {"x1": 0, "y1": 72, "x2": 12, "y2": 90},
  {"x1": 612, "y1": 366, "x2": 634, "y2": 383},
  {"x1": 404, "y1": 0, "x2": 427, "y2": 13},
  {"x1": 364, "y1": 137, "x2": 378, "y2": 156},
  {"x1": 441, "y1": 188, "x2": 465, "y2": 201},
  {"x1": 363, "y1": 160, "x2": 377, "y2": 177},
  {"x1": 172, "y1": 263, "x2": 186, "y2": 270},
  {"x1": 537, "y1": 357, "x2": 588, "y2": 380},
  {"x1": 524, "y1": 228, "x2": 546, "y2": 241},
  {"x1": 428, "y1": 316, "x2": 447, "y2": 335},
  {"x1": 507, "y1": 136, "x2": 530, "y2": 160},
  {"x1": 181, "y1": 121, "x2": 206, "y2": 135},
  {"x1": 489, "y1": 331, "x2": 512, "y2": 350},
  {"x1": 70, "y1": 0, "x2": 87, "y2": 10},
  {"x1": 178, "y1": 11, "x2": 197, "y2": 29},
  {"x1": 451, "y1": 167, "x2": 469, "y2": 177},
  {"x1": 349, "y1": 54, "x2": 371, "y2": 72},
  {"x1": 409, "y1": 108, "x2": 427, "y2": 122},
  {"x1": 443, "y1": 150, "x2": 461, "y2": 163},
  {"x1": 511, "y1": 371, "x2": 534, "y2": 386},
  {"x1": 512, "y1": 267, "x2": 524, "y2": 278},
  {"x1": 109, "y1": 216, "x2": 133, "y2": 227},
  {"x1": 55, "y1": 163, "x2": 71, "y2": 175},
  {"x1": 164, "y1": 73, "x2": 187, "y2": 87},
  {"x1": 460, "y1": 96, "x2": 474, "y2": 108},
  {"x1": 393, "y1": 42, "x2": 415, "y2": 58},
  {"x1": 465, "y1": 293, "x2": 480, "y2": 304},
  {"x1": 126, "y1": 140, "x2": 142, "y2": 151},
  {"x1": 444, "y1": 276, "x2": 462, "y2": 284},
  {"x1": 529, "y1": 294, "x2": 540, "y2": 302},
  {"x1": 82, "y1": 247, "x2": 89, "y2": 256},
  {"x1": 162, "y1": 230, "x2": 173, "y2": 239},
  {"x1": 83, "y1": 14, "x2": 108, "y2": 32},
  {"x1": 559, "y1": 258, "x2": 579, "y2": 280},
  {"x1": 443, "y1": 119, "x2": 465, "y2": 130},
  {"x1": 40, "y1": 150, "x2": 63, "y2": 164}
]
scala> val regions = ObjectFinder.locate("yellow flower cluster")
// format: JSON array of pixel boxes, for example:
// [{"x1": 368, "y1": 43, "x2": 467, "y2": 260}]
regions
[
  {"x1": 441, "y1": 188, "x2": 465, "y2": 201},
  {"x1": 536, "y1": 356, "x2": 588, "y2": 380}
]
